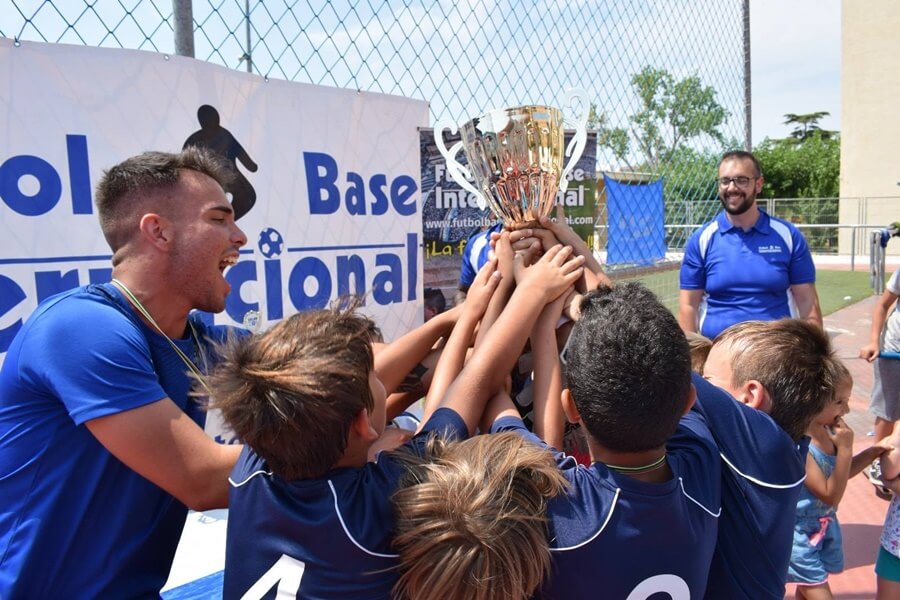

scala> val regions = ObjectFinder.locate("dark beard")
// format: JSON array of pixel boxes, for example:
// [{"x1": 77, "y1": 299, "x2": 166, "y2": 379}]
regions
[{"x1": 719, "y1": 193, "x2": 754, "y2": 216}]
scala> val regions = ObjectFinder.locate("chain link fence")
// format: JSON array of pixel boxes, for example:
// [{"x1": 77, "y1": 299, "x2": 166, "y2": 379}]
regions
[{"x1": 2, "y1": 0, "x2": 749, "y2": 306}]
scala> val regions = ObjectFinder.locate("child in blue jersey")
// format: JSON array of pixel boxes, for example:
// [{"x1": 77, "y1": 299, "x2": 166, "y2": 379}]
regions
[
  {"x1": 392, "y1": 429, "x2": 568, "y2": 600},
  {"x1": 206, "y1": 236, "x2": 584, "y2": 599},
  {"x1": 787, "y1": 362, "x2": 891, "y2": 598},
  {"x1": 395, "y1": 281, "x2": 723, "y2": 599},
  {"x1": 532, "y1": 282, "x2": 722, "y2": 599},
  {"x1": 700, "y1": 319, "x2": 843, "y2": 599}
]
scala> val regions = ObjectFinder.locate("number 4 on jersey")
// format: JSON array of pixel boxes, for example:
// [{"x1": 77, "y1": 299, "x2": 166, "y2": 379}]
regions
[{"x1": 241, "y1": 554, "x2": 305, "y2": 599}]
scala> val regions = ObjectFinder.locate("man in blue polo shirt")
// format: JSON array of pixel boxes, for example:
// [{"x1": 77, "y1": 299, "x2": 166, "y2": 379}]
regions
[{"x1": 678, "y1": 150, "x2": 822, "y2": 339}]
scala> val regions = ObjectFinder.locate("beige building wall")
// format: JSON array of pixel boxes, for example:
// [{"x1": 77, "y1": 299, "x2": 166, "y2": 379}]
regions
[{"x1": 840, "y1": 0, "x2": 900, "y2": 255}]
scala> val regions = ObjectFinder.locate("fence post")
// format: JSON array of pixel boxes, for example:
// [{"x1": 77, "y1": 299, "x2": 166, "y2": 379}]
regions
[
  {"x1": 850, "y1": 226, "x2": 856, "y2": 272},
  {"x1": 244, "y1": 0, "x2": 253, "y2": 73},
  {"x1": 743, "y1": 0, "x2": 751, "y2": 151},
  {"x1": 172, "y1": 0, "x2": 194, "y2": 58}
]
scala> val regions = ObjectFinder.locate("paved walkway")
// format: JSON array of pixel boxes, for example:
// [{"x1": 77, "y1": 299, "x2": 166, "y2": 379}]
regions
[{"x1": 783, "y1": 294, "x2": 891, "y2": 599}]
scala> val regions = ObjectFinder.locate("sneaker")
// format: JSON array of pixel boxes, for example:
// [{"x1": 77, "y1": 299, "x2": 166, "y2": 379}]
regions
[
  {"x1": 868, "y1": 461, "x2": 893, "y2": 500},
  {"x1": 869, "y1": 460, "x2": 883, "y2": 484}
]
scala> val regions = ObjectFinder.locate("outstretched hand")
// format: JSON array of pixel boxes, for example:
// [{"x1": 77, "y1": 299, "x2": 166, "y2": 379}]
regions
[
  {"x1": 859, "y1": 342, "x2": 879, "y2": 363},
  {"x1": 463, "y1": 256, "x2": 501, "y2": 319},
  {"x1": 515, "y1": 243, "x2": 585, "y2": 303},
  {"x1": 491, "y1": 228, "x2": 542, "y2": 269},
  {"x1": 538, "y1": 204, "x2": 583, "y2": 249}
]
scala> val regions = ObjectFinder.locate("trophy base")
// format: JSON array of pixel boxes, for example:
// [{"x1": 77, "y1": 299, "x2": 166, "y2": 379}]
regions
[{"x1": 504, "y1": 219, "x2": 541, "y2": 231}]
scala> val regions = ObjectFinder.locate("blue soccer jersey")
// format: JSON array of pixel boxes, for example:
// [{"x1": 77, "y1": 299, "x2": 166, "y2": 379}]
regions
[
  {"x1": 0, "y1": 283, "x2": 234, "y2": 598},
  {"x1": 222, "y1": 407, "x2": 467, "y2": 599},
  {"x1": 680, "y1": 210, "x2": 816, "y2": 339},
  {"x1": 493, "y1": 413, "x2": 721, "y2": 599},
  {"x1": 458, "y1": 221, "x2": 503, "y2": 289},
  {"x1": 690, "y1": 373, "x2": 808, "y2": 599}
]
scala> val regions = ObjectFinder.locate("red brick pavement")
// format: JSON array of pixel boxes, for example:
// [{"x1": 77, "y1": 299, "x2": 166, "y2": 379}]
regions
[{"x1": 783, "y1": 294, "x2": 890, "y2": 599}]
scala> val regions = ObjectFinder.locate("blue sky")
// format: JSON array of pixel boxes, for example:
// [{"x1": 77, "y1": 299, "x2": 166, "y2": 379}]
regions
[{"x1": 751, "y1": 0, "x2": 841, "y2": 144}]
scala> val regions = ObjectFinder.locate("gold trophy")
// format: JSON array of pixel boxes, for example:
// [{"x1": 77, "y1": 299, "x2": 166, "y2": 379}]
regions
[{"x1": 434, "y1": 89, "x2": 589, "y2": 230}]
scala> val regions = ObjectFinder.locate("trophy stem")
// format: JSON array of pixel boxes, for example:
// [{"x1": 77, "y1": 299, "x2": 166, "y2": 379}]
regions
[{"x1": 505, "y1": 219, "x2": 541, "y2": 231}]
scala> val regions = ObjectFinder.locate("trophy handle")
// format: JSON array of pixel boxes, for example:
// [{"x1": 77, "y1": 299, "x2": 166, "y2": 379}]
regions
[
  {"x1": 559, "y1": 88, "x2": 590, "y2": 193},
  {"x1": 433, "y1": 119, "x2": 488, "y2": 210}
]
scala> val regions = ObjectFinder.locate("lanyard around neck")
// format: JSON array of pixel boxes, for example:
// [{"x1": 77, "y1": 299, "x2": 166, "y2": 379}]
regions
[{"x1": 110, "y1": 278, "x2": 213, "y2": 396}]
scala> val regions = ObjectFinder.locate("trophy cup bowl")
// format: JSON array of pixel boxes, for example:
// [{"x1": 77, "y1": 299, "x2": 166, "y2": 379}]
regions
[{"x1": 435, "y1": 89, "x2": 588, "y2": 230}]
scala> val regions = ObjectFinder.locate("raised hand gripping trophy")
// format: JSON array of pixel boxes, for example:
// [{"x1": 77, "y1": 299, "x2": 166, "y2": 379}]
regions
[{"x1": 434, "y1": 89, "x2": 590, "y2": 230}]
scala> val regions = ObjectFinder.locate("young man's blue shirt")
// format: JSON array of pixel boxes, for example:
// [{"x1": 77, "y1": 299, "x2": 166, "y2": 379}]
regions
[
  {"x1": 0, "y1": 283, "x2": 235, "y2": 598},
  {"x1": 680, "y1": 210, "x2": 816, "y2": 339}
]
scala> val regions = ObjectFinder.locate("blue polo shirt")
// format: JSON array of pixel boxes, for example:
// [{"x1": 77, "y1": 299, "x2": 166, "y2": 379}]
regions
[{"x1": 680, "y1": 210, "x2": 815, "y2": 339}]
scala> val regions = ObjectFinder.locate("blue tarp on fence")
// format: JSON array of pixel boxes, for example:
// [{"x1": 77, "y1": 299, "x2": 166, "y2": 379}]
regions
[{"x1": 605, "y1": 175, "x2": 666, "y2": 266}]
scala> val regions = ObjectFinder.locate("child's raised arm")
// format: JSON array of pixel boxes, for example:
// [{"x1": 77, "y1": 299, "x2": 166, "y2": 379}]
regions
[
  {"x1": 418, "y1": 257, "x2": 501, "y2": 427},
  {"x1": 438, "y1": 239, "x2": 585, "y2": 435},
  {"x1": 529, "y1": 287, "x2": 574, "y2": 449},
  {"x1": 374, "y1": 304, "x2": 462, "y2": 421},
  {"x1": 804, "y1": 419, "x2": 854, "y2": 506},
  {"x1": 476, "y1": 227, "x2": 546, "y2": 348},
  {"x1": 538, "y1": 205, "x2": 611, "y2": 291},
  {"x1": 478, "y1": 388, "x2": 522, "y2": 435},
  {"x1": 374, "y1": 304, "x2": 459, "y2": 395},
  {"x1": 850, "y1": 437, "x2": 892, "y2": 478}
]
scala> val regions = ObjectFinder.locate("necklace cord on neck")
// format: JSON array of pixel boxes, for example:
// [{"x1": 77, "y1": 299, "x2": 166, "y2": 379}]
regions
[
  {"x1": 111, "y1": 279, "x2": 213, "y2": 396},
  {"x1": 604, "y1": 454, "x2": 667, "y2": 474}
]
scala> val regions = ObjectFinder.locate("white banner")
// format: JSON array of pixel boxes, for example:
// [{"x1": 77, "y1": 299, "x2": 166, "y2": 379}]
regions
[{"x1": 0, "y1": 39, "x2": 429, "y2": 362}]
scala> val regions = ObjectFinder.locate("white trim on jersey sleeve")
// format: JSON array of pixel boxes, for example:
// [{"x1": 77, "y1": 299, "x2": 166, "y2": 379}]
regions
[
  {"x1": 677, "y1": 477, "x2": 721, "y2": 517},
  {"x1": 698, "y1": 294, "x2": 709, "y2": 333},
  {"x1": 770, "y1": 218, "x2": 799, "y2": 317},
  {"x1": 768, "y1": 219, "x2": 795, "y2": 255},
  {"x1": 720, "y1": 453, "x2": 807, "y2": 489},
  {"x1": 327, "y1": 480, "x2": 400, "y2": 559},
  {"x1": 549, "y1": 488, "x2": 620, "y2": 552},
  {"x1": 786, "y1": 287, "x2": 799, "y2": 318},
  {"x1": 469, "y1": 233, "x2": 490, "y2": 264},
  {"x1": 229, "y1": 469, "x2": 272, "y2": 487},
  {"x1": 698, "y1": 221, "x2": 719, "y2": 261}
]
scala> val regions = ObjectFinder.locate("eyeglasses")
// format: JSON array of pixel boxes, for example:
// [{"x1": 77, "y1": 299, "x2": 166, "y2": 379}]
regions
[{"x1": 717, "y1": 176, "x2": 758, "y2": 188}]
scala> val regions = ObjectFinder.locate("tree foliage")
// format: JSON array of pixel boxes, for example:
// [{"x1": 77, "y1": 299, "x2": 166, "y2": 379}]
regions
[
  {"x1": 753, "y1": 129, "x2": 841, "y2": 248},
  {"x1": 586, "y1": 104, "x2": 630, "y2": 161},
  {"x1": 783, "y1": 111, "x2": 836, "y2": 142},
  {"x1": 754, "y1": 131, "x2": 840, "y2": 199},
  {"x1": 590, "y1": 66, "x2": 729, "y2": 171},
  {"x1": 630, "y1": 66, "x2": 729, "y2": 169}
]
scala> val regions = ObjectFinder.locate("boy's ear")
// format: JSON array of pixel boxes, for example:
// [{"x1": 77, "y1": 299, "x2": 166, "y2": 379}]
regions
[
  {"x1": 738, "y1": 379, "x2": 773, "y2": 413},
  {"x1": 561, "y1": 388, "x2": 581, "y2": 424},
  {"x1": 683, "y1": 384, "x2": 697, "y2": 415},
  {"x1": 351, "y1": 408, "x2": 379, "y2": 443}
]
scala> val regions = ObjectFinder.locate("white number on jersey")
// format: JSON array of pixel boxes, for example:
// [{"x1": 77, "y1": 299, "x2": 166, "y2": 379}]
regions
[
  {"x1": 626, "y1": 574, "x2": 690, "y2": 600},
  {"x1": 241, "y1": 554, "x2": 306, "y2": 600}
]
